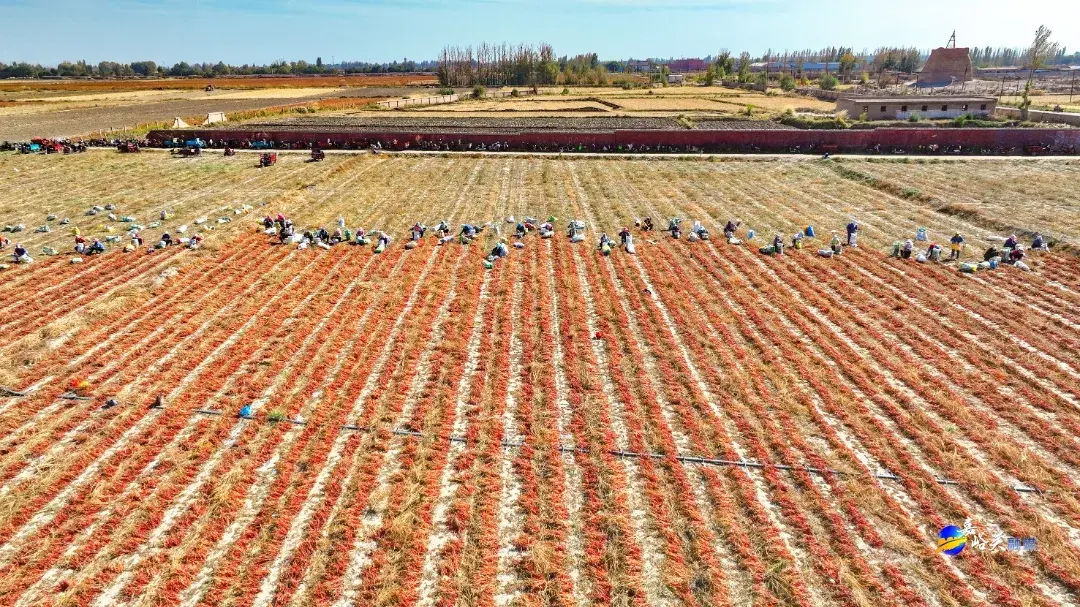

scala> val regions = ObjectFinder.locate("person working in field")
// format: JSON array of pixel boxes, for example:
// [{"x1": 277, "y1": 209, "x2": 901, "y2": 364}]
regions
[
  {"x1": 619, "y1": 227, "x2": 631, "y2": 247},
  {"x1": 641, "y1": 217, "x2": 654, "y2": 232},
  {"x1": 830, "y1": 232, "x2": 842, "y2": 255},
  {"x1": 949, "y1": 233, "x2": 966, "y2": 260},
  {"x1": 927, "y1": 242, "x2": 943, "y2": 262},
  {"x1": 12, "y1": 243, "x2": 31, "y2": 264},
  {"x1": 1004, "y1": 234, "x2": 1019, "y2": 250},
  {"x1": 0, "y1": 236, "x2": 8, "y2": 251},
  {"x1": 724, "y1": 219, "x2": 741, "y2": 240},
  {"x1": 89, "y1": 239, "x2": 106, "y2": 255},
  {"x1": 846, "y1": 220, "x2": 860, "y2": 247},
  {"x1": 1008, "y1": 245, "x2": 1026, "y2": 264},
  {"x1": 1032, "y1": 233, "x2": 1048, "y2": 251},
  {"x1": 74, "y1": 235, "x2": 87, "y2": 254},
  {"x1": 667, "y1": 218, "x2": 682, "y2": 239},
  {"x1": 900, "y1": 239, "x2": 914, "y2": 260}
]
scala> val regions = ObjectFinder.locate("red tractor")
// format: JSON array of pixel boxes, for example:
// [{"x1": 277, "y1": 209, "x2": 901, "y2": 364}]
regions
[
  {"x1": 259, "y1": 153, "x2": 277, "y2": 167},
  {"x1": 311, "y1": 148, "x2": 326, "y2": 162},
  {"x1": 118, "y1": 142, "x2": 141, "y2": 153}
]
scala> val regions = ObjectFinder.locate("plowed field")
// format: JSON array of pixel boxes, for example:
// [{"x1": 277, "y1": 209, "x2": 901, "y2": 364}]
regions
[{"x1": 1, "y1": 152, "x2": 1079, "y2": 606}]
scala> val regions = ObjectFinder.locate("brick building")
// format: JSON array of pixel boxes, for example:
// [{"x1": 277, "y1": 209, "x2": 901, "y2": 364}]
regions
[
  {"x1": 918, "y1": 48, "x2": 974, "y2": 85},
  {"x1": 667, "y1": 58, "x2": 707, "y2": 73}
]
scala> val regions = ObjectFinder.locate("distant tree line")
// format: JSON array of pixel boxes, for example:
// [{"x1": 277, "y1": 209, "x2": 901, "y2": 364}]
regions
[
  {"x1": 437, "y1": 43, "x2": 561, "y2": 87},
  {"x1": 0, "y1": 58, "x2": 437, "y2": 80},
  {"x1": 3, "y1": 42, "x2": 1077, "y2": 83},
  {"x1": 970, "y1": 46, "x2": 1078, "y2": 67}
]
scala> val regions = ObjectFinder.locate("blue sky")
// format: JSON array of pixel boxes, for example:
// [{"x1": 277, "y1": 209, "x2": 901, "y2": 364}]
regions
[{"x1": 1, "y1": 0, "x2": 1078, "y2": 65}]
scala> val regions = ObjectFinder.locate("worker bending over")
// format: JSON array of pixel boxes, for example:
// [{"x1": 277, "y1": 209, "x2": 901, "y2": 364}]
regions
[
  {"x1": 668, "y1": 218, "x2": 682, "y2": 239},
  {"x1": 724, "y1": 219, "x2": 740, "y2": 240},
  {"x1": 1032, "y1": 233, "x2": 1048, "y2": 251},
  {"x1": 12, "y1": 243, "x2": 31, "y2": 264}
]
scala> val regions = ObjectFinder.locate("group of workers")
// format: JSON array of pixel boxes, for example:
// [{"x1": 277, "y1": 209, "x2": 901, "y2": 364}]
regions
[
  {"x1": 891, "y1": 230, "x2": 1046, "y2": 269},
  {"x1": 263, "y1": 208, "x2": 1054, "y2": 278}
]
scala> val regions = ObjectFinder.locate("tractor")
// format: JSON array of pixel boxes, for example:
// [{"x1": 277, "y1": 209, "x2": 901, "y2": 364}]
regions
[
  {"x1": 173, "y1": 147, "x2": 201, "y2": 157},
  {"x1": 224, "y1": 147, "x2": 237, "y2": 157},
  {"x1": 250, "y1": 140, "x2": 272, "y2": 150},
  {"x1": 118, "y1": 142, "x2": 141, "y2": 153},
  {"x1": 259, "y1": 153, "x2": 277, "y2": 167},
  {"x1": 310, "y1": 148, "x2": 326, "y2": 162},
  {"x1": 185, "y1": 138, "x2": 206, "y2": 149}
]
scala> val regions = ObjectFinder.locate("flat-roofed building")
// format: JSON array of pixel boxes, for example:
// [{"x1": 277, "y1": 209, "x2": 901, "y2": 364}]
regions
[{"x1": 836, "y1": 96, "x2": 995, "y2": 120}]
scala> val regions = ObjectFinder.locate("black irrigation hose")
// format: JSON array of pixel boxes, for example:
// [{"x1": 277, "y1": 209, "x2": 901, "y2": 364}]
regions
[{"x1": 186, "y1": 409, "x2": 1042, "y2": 495}]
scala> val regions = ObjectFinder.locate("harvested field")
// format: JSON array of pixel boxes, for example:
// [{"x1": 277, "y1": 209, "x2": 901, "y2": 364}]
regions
[
  {"x1": 414, "y1": 99, "x2": 614, "y2": 112},
  {"x1": 222, "y1": 114, "x2": 801, "y2": 133},
  {"x1": 1, "y1": 152, "x2": 1079, "y2": 606},
  {"x1": 607, "y1": 97, "x2": 737, "y2": 111},
  {"x1": 833, "y1": 158, "x2": 1080, "y2": 246},
  {"x1": 0, "y1": 94, "x2": 389, "y2": 141}
]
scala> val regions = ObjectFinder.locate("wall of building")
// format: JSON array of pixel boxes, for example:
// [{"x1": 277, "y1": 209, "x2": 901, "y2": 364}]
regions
[
  {"x1": 838, "y1": 99, "x2": 995, "y2": 121},
  {"x1": 997, "y1": 106, "x2": 1080, "y2": 126}
]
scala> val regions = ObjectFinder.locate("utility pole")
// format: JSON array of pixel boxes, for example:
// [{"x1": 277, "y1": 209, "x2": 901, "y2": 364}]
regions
[{"x1": 1071, "y1": 70, "x2": 1076, "y2": 103}]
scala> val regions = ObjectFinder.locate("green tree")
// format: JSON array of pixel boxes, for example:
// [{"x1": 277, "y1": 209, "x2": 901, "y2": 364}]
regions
[
  {"x1": 820, "y1": 73, "x2": 839, "y2": 90},
  {"x1": 779, "y1": 73, "x2": 796, "y2": 91},
  {"x1": 715, "y1": 50, "x2": 735, "y2": 80},
  {"x1": 737, "y1": 52, "x2": 751, "y2": 83},
  {"x1": 704, "y1": 65, "x2": 717, "y2": 86},
  {"x1": 1021, "y1": 25, "x2": 1059, "y2": 120},
  {"x1": 839, "y1": 52, "x2": 857, "y2": 82}
]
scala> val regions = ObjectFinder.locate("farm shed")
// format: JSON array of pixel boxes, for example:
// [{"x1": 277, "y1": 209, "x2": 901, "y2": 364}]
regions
[
  {"x1": 836, "y1": 96, "x2": 995, "y2": 120},
  {"x1": 203, "y1": 112, "x2": 228, "y2": 125}
]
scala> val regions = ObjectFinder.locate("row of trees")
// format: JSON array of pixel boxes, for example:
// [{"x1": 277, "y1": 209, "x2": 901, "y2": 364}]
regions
[
  {"x1": 437, "y1": 43, "x2": 560, "y2": 87},
  {"x1": 971, "y1": 46, "x2": 1079, "y2": 67},
  {"x1": 0, "y1": 58, "x2": 438, "y2": 80}
]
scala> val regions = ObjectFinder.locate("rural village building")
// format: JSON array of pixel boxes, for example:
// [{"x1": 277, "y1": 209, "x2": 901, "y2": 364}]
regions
[
  {"x1": 751, "y1": 61, "x2": 842, "y2": 75},
  {"x1": 666, "y1": 58, "x2": 707, "y2": 73},
  {"x1": 836, "y1": 95, "x2": 996, "y2": 120},
  {"x1": 918, "y1": 47, "x2": 974, "y2": 85}
]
